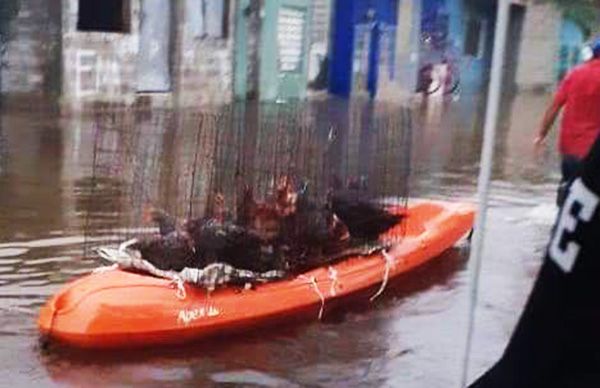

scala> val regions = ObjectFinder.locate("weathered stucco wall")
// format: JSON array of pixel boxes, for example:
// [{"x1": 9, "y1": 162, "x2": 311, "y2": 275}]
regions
[
  {"x1": 61, "y1": 0, "x2": 141, "y2": 109},
  {"x1": 61, "y1": 0, "x2": 235, "y2": 111},
  {"x1": 1, "y1": 0, "x2": 62, "y2": 95},
  {"x1": 378, "y1": 0, "x2": 421, "y2": 102},
  {"x1": 173, "y1": 0, "x2": 235, "y2": 107},
  {"x1": 307, "y1": 0, "x2": 331, "y2": 87},
  {"x1": 515, "y1": 3, "x2": 562, "y2": 90}
]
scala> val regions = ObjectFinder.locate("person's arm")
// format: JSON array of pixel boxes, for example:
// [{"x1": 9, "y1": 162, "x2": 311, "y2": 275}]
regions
[
  {"x1": 534, "y1": 100, "x2": 563, "y2": 146},
  {"x1": 534, "y1": 74, "x2": 571, "y2": 147}
]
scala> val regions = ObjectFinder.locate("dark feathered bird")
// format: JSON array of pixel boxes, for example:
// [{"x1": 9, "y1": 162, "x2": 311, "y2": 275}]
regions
[
  {"x1": 130, "y1": 231, "x2": 196, "y2": 272},
  {"x1": 184, "y1": 218, "x2": 280, "y2": 273},
  {"x1": 236, "y1": 185, "x2": 258, "y2": 228},
  {"x1": 295, "y1": 182, "x2": 349, "y2": 250},
  {"x1": 144, "y1": 206, "x2": 178, "y2": 236},
  {"x1": 330, "y1": 194, "x2": 402, "y2": 240},
  {"x1": 279, "y1": 182, "x2": 350, "y2": 272},
  {"x1": 127, "y1": 206, "x2": 196, "y2": 271}
]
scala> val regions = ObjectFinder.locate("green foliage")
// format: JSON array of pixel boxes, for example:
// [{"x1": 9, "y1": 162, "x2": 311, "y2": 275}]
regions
[{"x1": 544, "y1": 0, "x2": 600, "y2": 35}]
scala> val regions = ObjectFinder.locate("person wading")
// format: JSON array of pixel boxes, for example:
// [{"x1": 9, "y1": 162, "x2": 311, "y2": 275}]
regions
[{"x1": 534, "y1": 38, "x2": 600, "y2": 206}]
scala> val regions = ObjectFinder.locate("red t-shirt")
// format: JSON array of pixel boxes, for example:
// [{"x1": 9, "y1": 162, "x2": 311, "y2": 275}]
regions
[{"x1": 555, "y1": 59, "x2": 600, "y2": 159}]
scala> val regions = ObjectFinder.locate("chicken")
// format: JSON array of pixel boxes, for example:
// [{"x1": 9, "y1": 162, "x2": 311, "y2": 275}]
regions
[
  {"x1": 202, "y1": 192, "x2": 233, "y2": 225},
  {"x1": 295, "y1": 182, "x2": 349, "y2": 251},
  {"x1": 127, "y1": 176, "x2": 403, "y2": 276},
  {"x1": 143, "y1": 206, "x2": 177, "y2": 236},
  {"x1": 274, "y1": 176, "x2": 297, "y2": 217},
  {"x1": 131, "y1": 206, "x2": 196, "y2": 271},
  {"x1": 236, "y1": 180, "x2": 285, "y2": 243},
  {"x1": 174, "y1": 191, "x2": 282, "y2": 272},
  {"x1": 184, "y1": 218, "x2": 281, "y2": 273},
  {"x1": 236, "y1": 184, "x2": 257, "y2": 228},
  {"x1": 329, "y1": 189, "x2": 402, "y2": 240},
  {"x1": 277, "y1": 182, "x2": 350, "y2": 272},
  {"x1": 129, "y1": 232, "x2": 196, "y2": 272}
]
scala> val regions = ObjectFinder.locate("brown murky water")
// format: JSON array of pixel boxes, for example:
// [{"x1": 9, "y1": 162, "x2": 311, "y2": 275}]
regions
[{"x1": 0, "y1": 93, "x2": 560, "y2": 387}]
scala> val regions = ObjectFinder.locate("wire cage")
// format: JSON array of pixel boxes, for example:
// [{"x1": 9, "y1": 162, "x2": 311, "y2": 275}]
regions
[{"x1": 81, "y1": 99, "x2": 413, "y2": 267}]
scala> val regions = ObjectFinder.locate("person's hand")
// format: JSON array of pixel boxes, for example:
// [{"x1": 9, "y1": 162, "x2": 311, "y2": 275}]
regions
[{"x1": 533, "y1": 134, "x2": 546, "y2": 148}]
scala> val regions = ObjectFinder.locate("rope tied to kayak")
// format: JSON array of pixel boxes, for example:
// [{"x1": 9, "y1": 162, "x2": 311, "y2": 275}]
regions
[
  {"x1": 92, "y1": 263, "x2": 119, "y2": 274},
  {"x1": 328, "y1": 266, "x2": 339, "y2": 297},
  {"x1": 299, "y1": 275, "x2": 326, "y2": 320},
  {"x1": 93, "y1": 239, "x2": 138, "y2": 274},
  {"x1": 119, "y1": 238, "x2": 138, "y2": 252},
  {"x1": 171, "y1": 277, "x2": 187, "y2": 300},
  {"x1": 370, "y1": 249, "x2": 395, "y2": 302}
]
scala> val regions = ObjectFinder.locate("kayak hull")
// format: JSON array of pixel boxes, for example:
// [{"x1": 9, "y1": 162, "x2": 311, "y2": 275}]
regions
[{"x1": 38, "y1": 200, "x2": 475, "y2": 349}]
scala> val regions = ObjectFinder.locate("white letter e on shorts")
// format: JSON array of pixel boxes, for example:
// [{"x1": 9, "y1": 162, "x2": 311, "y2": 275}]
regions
[{"x1": 549, "y1": 178, "x2": 599, "y2": 273}]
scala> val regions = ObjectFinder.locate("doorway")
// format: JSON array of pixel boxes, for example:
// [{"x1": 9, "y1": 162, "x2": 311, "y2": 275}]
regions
[{"x1": 137, "y1": 0, "x2": 172, "y2": 93}]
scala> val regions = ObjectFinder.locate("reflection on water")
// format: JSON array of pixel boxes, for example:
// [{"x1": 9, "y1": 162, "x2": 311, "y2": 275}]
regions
[{"x1": 0, "y1": 93, "x2": 559, "y2": 386}]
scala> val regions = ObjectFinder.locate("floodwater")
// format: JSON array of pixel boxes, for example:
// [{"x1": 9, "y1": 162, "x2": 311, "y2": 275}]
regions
[{"x1": 0, "y1": 93, "x2": 560, "y2": 387}]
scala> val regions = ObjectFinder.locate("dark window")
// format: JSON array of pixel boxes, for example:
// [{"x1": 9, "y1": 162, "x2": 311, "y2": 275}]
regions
[
  {"x1": 77, "y1": 0, "x2": 130, "y2": 33},
  {"x1": 464, "y1": 18, "x2": 482, "y2": 57},
  {"x1": 222, "y1": 0, "x2": 230, "y2": 39}
]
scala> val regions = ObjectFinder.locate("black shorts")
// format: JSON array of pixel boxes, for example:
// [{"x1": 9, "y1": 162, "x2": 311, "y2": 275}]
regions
[{"x1": 557, "y1": 155, "x2": 582, "y2": 207}]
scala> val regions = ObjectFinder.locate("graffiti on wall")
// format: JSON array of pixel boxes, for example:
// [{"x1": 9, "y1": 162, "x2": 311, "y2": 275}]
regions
[{"x1": 75, "y1": 49, "x2": 122, "y2": 97}]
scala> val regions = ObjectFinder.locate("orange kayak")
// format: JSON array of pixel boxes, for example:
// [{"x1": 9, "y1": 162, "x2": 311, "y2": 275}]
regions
[{"x1": 38, "y1": 200, "x2": 474, "y2": 349}]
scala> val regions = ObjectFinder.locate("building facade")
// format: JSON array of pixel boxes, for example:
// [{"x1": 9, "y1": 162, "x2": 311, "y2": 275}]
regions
[
  {"x1": 0, "y1": 0, "x2": 61, "y2": 96},
  {"x1": 0, "y1": 0, "x2": 590, "y2": 107},
  {"x1": 62, "y1": 0, "x2": 322, "y2": 107},
  {"x1": 61, "y1": 0, "x2": 235, "y2": 110},
  {"x1": 515, "y1": 2, "x2": 588, "y2": 91}
]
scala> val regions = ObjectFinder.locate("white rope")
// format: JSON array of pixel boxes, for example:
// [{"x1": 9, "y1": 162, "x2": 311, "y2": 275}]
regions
[
  {"x1": 96, "y1": 241, "x2": 188, "y2": 300},
  {"x1": 370, "y1": 249, "x2": 395, "y2": 302},
  {"x1": 170, "y1": 277, "x2": 187, "y2": 300},
  {"x1": 92, "y1": 263, "x2": 118, "y2": 274},
  {"x1": 328, "y1": 266, "x2": 339, "y2": 297},
  {"x1": 461, "y1": 1, "x2": 510, "y2": 386},
  {"x1": 299, "y1": 275, "x2": 325, "y2": 320},
  {"x1": 118, "y1": 238, "x2": 138, "y2": 252}
]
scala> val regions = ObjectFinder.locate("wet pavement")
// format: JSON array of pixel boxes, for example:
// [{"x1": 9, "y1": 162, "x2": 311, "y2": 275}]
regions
[{"x1": 0, "y1": 93, "x2": 560, "y2": 387}]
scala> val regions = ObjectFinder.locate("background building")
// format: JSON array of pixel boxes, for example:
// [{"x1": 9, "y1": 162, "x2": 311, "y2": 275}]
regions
[
  {"x1": 515, "y1": 1, "x2": 588, "y2": 91},
  {"x1": 0, "y1": 0, "x2": 592, "y2": 107},
  {"x1": 0, "y1": 0, "x2": 61, "y2": 96},
  {"x1": 61, "y1": 0, "x2": 235, "y2": 110}
]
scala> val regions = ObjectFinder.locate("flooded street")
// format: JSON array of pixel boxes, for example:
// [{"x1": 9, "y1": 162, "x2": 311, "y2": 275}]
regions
[{"x1": 0, "y1": 93, "x2": 560, "y2": 387}]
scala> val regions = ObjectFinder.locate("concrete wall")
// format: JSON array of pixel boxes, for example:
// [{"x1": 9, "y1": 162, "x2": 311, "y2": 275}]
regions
[
  {"x1": 61, "y1": 0, "x2": 235, "y2": 111},
  {"x1": 61, "y1": 0, "x2": 141, "y2": 108},
  {"x1": 438, "y1": 0, "x2": 496, "y2": 96},
  {"x1": 515, "y1": 2, "x2": 562, "y2": 90},
  {"x1": 173, "y1": 0, "x2": 235, "y2": 107},
  {"x1": 307, "y1": 0, "x2": 331, "y2": 86},
  {"x1": 1, "y1": 0, "x2": 62, "y2": 95},
  {"x1": 378, "y1": 0, "x2": 421, "y2": 101}
]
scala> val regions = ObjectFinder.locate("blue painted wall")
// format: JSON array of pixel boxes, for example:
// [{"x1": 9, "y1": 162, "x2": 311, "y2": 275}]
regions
[
  {"x1": 461, "y1": 1, "x2": 495, "y2": 95},
  {"x1": 329, "y1": 0, "x2": 356, "y2": 96},
  {"x1": 557, "y1": 19, "x2": 584, "y2": 80},
  {"x1": 418, "y1": 0, "x2": 495, "y2": 95},
  {"x1": 329, "y1": 0, "x2": 399, "y2": 97}
]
